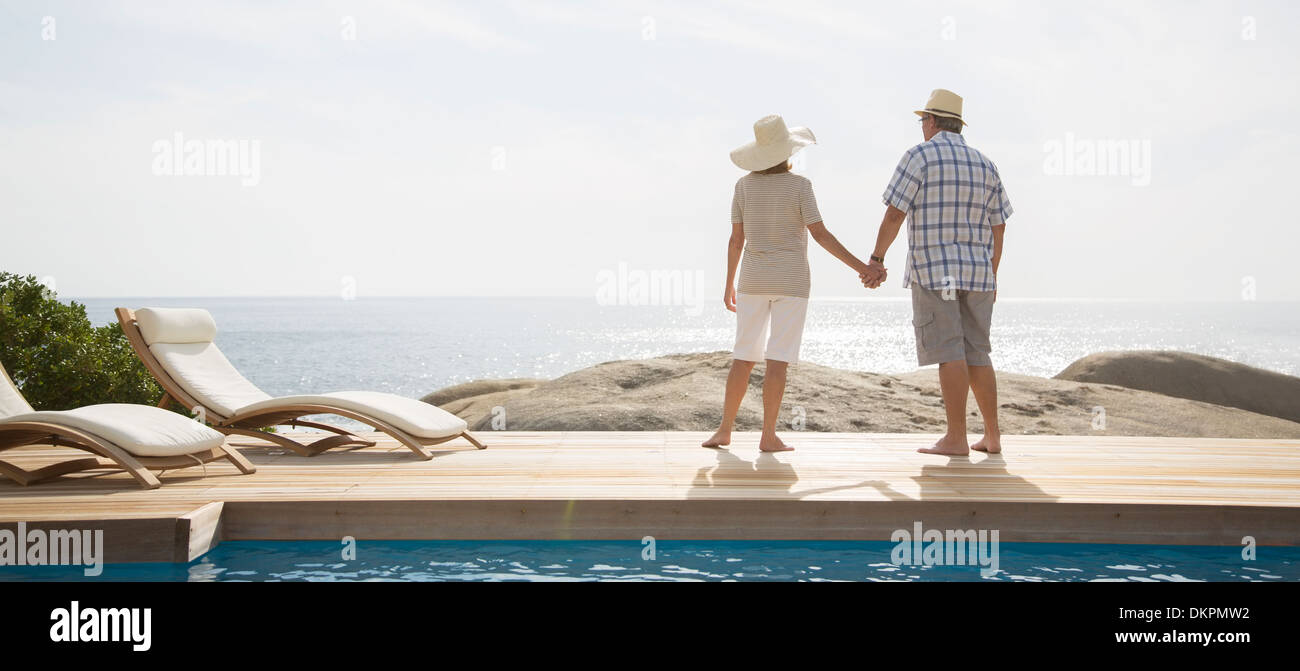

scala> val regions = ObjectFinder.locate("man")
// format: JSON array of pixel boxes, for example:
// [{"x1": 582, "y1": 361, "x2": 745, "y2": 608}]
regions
[{"x1": 862, "y1": 89, "x2": 1012, "y2": 455}]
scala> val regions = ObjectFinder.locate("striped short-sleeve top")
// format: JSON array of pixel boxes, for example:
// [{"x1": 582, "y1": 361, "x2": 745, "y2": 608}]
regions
[{"x1": 730, "y1": 172, "x2": 822, "y2": 299}]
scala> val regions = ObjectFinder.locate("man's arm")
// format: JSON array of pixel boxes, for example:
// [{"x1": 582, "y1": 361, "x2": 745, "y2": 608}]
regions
[
  {"x1": 808, "y1": 222, "x2": 870, "y2": 275},
  {"x1": 991, "y1": 223, "x2": 1004, "y2": 300},
  {"x1": 991, "y1": 224, "x2": 1005, "y2": 274},
  {"x1": 724, "y1": 221, "x2": 744, "y2": 312},
  {"x1": 861, "y1": 205, "x2": 907, "y2": 288},
  {"x1": 871, "y1": 205, "x2": 907, "y2": 261}
]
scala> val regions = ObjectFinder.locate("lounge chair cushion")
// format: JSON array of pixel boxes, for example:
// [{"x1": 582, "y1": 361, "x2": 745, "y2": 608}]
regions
[
  {"x1": 0, "y1": 404, "x2": 227, "y2": 457},
  {"x1": 130, "y1": 307, "x2": 469, "y2": 440},
  {"x1": 136, "y1": 307, "x2": 219, "y2": 345},
  {"x1": 149, "y1": 342, "x2": 273, "y2": 418},
  {"x1": 236, "y1": 391, "x2": 468, "y2": 439},
  {"x1": 0, "y1": 365, "x2": 35, "y2": 420}
]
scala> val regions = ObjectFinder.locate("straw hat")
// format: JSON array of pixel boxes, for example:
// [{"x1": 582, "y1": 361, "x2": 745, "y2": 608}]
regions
[
  {"x1": 914, "y1": 89, "x2": 968, "y2": 127},
  {"x1": 730, "y1": 114, "x2": 816, "y2": 171}
]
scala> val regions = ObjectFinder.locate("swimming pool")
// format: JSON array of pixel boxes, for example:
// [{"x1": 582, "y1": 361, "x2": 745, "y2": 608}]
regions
[{"x1": 1, "y1": 540, "x2": 1296, "y2": 581}]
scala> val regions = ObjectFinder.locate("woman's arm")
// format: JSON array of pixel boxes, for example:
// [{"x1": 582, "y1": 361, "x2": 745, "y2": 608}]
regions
[
  {"x1": 808, "y1": 221, "x2": 870, "y2": 275},
  {"x1": 725, "y1": 221, "x2": 744, "y2": 312}
]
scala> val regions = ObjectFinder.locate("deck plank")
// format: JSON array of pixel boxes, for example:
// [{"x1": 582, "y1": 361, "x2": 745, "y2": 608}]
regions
[{"x1": 1, "y1": 432, "x2": 1297, "y2": 556}]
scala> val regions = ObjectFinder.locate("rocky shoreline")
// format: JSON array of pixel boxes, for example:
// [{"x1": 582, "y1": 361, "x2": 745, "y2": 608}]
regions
[{"x1": 422, "y1": 351, "x2": 1300, "y2": 438}]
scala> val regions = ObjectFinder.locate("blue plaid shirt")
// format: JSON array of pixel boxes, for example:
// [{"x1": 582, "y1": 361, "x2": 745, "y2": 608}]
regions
[{"x1": 882, "y1": 131, "x2": 1012, "y2": 292}]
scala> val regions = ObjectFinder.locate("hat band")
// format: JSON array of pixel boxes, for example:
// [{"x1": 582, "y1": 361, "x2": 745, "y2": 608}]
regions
[{"x1": 924, "y1": 108, "x2": 961, "y2": 117}]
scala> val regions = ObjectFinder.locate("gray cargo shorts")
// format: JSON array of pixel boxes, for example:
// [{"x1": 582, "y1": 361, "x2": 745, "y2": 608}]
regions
[{"x1": 909, "y1": 283, "x2": 995, "y2": 367}]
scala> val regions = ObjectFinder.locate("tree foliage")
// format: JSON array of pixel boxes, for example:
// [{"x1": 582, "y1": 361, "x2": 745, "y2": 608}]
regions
[{"x1": 0, "y1": 272, "x2": 162, "y2": 410}]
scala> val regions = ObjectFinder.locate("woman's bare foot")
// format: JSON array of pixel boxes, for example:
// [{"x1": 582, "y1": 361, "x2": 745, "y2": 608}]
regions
[
  {"x1": 918, "y1": 434, "x2": 969, "y2": 456},
  {"x1": 759, "y1": 434, "x2": 794, "y2": 452},
  {"x1": 971, "y1": 436, "x2": 1002, "y2": 454},
  {"x1": 702, "y1": 430, "x2": 731, "y2": 448}
]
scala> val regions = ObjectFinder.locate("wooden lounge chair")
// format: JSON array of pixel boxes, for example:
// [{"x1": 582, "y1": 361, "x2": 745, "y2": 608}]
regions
[
  {"x1": 0, "y1": 361, "x2": 255, "y2": 489},
  {"x1": 115, "y1": 307, "x2": 486, "y2": 460}
]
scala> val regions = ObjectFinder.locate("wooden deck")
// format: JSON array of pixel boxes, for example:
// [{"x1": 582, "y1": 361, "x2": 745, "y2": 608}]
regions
[{"x1": 1, "y1": 431, "x2": 1298, "y2": 562}]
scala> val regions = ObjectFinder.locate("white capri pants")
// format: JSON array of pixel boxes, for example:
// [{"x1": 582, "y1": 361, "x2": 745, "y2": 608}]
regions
[{"x1": 732, "y1": 293, "x2": 809, "y2": 363}]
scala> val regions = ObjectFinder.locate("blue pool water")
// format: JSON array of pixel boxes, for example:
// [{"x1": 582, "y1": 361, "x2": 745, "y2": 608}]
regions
[{"x1": 0, "y1": 540, "x2": 1295, "y2": 582}]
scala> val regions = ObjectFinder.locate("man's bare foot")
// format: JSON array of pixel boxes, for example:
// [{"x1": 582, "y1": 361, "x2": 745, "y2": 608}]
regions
[
  {"x1": 918, "y1": 434, "x2": 969, "y2": 455},
  {"x1": 971, "y1": 436, "x2": 1002, "y2": 454},
  {"x1": 759, "y1": 434, "x2": 794, "y2": 452},
  {"x1": 702, "y1": 430, "x2": 731, "y2": 448}
]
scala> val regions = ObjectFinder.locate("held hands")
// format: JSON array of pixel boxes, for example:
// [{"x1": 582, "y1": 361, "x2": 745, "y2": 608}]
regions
[{"x1": 859, "y1": 260, "x2": 887, "y2": 289}]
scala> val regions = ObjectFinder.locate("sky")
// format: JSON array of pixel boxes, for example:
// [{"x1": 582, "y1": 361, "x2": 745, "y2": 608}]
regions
[{"x1": 1, "y1": 0, "x2": 1297, "y2": 301}]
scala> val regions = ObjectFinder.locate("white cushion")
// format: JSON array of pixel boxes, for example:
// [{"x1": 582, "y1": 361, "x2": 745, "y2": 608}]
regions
[
  {"x1": 133, "y1": 309, "x2": 466, "y2": 440},
  {"x1": 0, "y1": 404, "x2": 226, "y2": 457},
  {"x1": 149, "y1": 342, "x2": 271, "y2": 418},
  {"x1": 0, "y1": 364, "x2": 34, "y2": 420},
  {"x1": 237, "y1": 391, "x2": 468, "y2": 439},
  {"x1": 136, "y1": 308, "x2": 218, "y2": 345}
]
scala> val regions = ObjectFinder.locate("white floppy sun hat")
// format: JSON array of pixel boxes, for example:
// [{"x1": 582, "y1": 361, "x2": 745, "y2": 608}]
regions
[{"x1": 730, "y1": 114, "x2": 816, "y2": 171}]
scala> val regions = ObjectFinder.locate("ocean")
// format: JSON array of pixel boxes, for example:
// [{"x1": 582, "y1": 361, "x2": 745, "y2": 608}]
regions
[{"x1": 78, "y1": 297, "x2": 1300, "y2": 401}]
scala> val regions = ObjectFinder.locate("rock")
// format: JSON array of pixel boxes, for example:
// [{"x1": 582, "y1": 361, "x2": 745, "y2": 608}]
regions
[
  {"x1": 1055, "y1": 351, "x2": 1300, "y2": 423},
  {"x1": 420, "y1": 379, "x2": 541, "y2": 424},
  {"x1": 423, "y1": 351, "x2": 1300, "y2": 438}
]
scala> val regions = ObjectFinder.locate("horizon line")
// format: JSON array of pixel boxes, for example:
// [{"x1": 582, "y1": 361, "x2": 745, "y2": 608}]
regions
[{"x1": 61, "y1": 295, "x2": 1299, "y2": 304}]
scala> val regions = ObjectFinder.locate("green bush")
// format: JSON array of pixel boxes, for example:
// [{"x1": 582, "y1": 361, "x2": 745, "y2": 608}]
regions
[{"x1": 0, "y1": 272, "x2": 162, "y2": 410}]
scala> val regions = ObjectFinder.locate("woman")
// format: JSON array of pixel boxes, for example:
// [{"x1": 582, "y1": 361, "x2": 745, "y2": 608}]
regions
[{"x1": 703, "y1": 114, "x2": 880, "y2": 452}]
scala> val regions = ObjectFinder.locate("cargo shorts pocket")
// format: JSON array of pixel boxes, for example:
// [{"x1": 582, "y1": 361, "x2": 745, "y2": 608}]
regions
[{"x1": 912, "y1": 311, "x2": 936, "y2": 349}]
